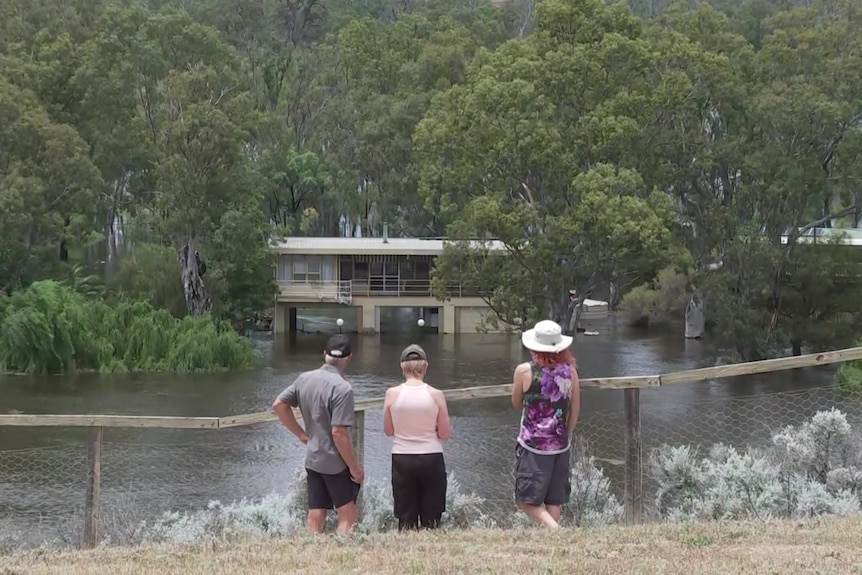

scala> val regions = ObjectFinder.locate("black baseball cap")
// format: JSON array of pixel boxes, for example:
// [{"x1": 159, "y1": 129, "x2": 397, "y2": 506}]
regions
[
  {"x1": 400, "y1": 344, "x2": 427, "y2": 362},
  {"x1": 325, "y1": 334, "x2": 352, "y2": 359}
]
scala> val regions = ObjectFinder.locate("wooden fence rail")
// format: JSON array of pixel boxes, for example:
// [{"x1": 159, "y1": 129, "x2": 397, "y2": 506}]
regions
[{"x1": 1, "y1": 345, "x2": 860, "y2": 548}]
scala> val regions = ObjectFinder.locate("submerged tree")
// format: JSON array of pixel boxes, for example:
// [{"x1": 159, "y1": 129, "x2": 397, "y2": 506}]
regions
[
  {"x1": 664, "y1": 0, "x2": 862, "y2": 358},
  {"x1": 76, "y1": 5, "x2": 264, "y2": 315},
  {"x1": 417, "y1": 0, "x2": 677, "y2": 331},
  {"x1": 147, "y1": 63, "x2": 257, "y2": 314},
  {"x1": 0, "y1": 76, "x2": 102, "y2": 292},
  {"x1": 432, "y1": 166, "x2": 672, "y2": 332}
]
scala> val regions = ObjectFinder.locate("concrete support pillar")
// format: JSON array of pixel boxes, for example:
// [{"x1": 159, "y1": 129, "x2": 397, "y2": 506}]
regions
[
  {"x1": 441, "y1": 304, "x2": 456, "y2": 335},
  {"x1": 288, "y1": 307, "x2": 298, "y2": 333},
  {"x1": 271, "y1": 303, "x2": 280, "y2": 334},
  {"x1": 273, "y1": 303, "x2": 290, "y2": 334},
  {"x1": 360, "y1": 305, "x2": 380, "y2": 333}
]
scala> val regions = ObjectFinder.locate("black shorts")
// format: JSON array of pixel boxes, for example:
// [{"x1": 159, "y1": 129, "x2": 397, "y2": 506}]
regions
[
  {"x1": 306, "y1": 467, "x2": 361, "y2": 510},
  {"x1": 391, "y1": 452, "x2": 447, "y2": 530},
  {"x1": 513, "y1": 444, "x2": 571, "y2": 506}
]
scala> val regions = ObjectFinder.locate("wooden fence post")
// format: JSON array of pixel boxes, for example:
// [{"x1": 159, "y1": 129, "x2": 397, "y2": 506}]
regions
[
  {"x1": 623, "y1": 389, "x2": 643, "y2": 524},
  {"x1": 352, "y1": 410, "x2": 365, "y2": 511},
  {"x1": 352, "y1": 410, "x2": 365, "y2": 467},
  {"x1": 83, "y1": 426, "x2": 103, "y2": 549}
]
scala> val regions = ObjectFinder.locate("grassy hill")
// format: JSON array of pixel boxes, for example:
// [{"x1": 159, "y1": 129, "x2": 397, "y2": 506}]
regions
[{"x1": 3, "y1": 517, "x2": 862, "y2": 574}]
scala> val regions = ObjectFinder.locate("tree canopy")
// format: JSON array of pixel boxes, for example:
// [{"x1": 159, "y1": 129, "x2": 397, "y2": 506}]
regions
[{"x1": 2, "y1": 0, "x2": 861, "y2": 361}]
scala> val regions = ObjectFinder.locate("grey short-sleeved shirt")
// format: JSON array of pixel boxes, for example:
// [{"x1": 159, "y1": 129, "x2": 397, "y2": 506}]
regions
[{"x1": 277, "y1": 364, "x2": 355, "y2": 475}]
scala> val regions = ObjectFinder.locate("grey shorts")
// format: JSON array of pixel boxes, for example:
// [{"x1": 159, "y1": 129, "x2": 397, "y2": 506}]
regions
[{"x1": 513, "y1": 444, "x2": 571, "y2": 506}]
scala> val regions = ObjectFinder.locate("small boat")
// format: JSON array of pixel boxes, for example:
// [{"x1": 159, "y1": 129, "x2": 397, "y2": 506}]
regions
[
  {"x1": 581, "y1": 298, "x2": 609, "y2": 320},
  {"x1": 570, "y1": 290, "x2": 610, "y2": 320}
]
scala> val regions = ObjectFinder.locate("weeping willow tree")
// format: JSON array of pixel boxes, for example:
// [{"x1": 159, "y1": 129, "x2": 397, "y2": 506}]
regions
[{"x1": 0, "y1": 281, "x2": 257, "y2": 375}]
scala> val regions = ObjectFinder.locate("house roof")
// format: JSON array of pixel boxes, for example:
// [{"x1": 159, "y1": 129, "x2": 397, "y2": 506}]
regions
[
  {"x1": 270, "y1": 237, "x2": 507, "y2": 256},
  {"x1": 809, "y1": 227, "x2": 862, "y2": 239},
  {"x1": 782, "y1": 227, "x2": 862, "y2": 246}
]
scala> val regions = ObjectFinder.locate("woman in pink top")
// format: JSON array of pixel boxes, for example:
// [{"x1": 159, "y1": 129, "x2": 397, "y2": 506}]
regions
[{"x1": 383, "y1": 343, "x2": 452, "y2": 530}]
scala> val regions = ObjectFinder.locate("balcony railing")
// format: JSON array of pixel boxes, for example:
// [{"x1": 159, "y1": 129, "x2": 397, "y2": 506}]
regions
[
  {"x1": 276, "y1": 280, "x2": 352, "y2": 304},
  {"x1": 277, "y1": 279, "x2": 484, "y2": 302}
]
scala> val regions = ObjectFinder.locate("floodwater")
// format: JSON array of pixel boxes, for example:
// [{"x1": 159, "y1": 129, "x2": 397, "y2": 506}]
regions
[{"x1": 0, "y1": 311, "x2": 851, "y2": 544}]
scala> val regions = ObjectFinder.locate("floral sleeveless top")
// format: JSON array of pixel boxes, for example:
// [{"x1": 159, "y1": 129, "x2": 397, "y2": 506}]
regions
[{"x1": 517, "y1": 361, "x2": 573, "y2": 455}]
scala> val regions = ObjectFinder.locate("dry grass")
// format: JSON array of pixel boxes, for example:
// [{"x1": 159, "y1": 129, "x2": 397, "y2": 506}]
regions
[{"x1": 3, "y1": 518, "x2": 862, "y2": 575}]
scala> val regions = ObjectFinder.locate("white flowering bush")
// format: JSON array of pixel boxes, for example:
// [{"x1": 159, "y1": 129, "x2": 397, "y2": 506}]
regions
[
  {"x1": 649, "y1": 409, "x2": 862, "y2": 522},
  {"x1": 0, "y1": 520, "x2": 26, "y2": 554},
  {"x1": 10, "y1": 410, "x2": 862, "y2": 551},
  {"x1": 131, "y1": 467, "x2": 490, "y2": 544},
  {"x1": 123, "y1": 411, "x2": 862, "y2": 544},
  {"x1": 442, "y1": 474, "x2": 497, "y2": 529},
  {"x1": 357, "y1": 481, "x2": 397, "y2": 532},
  {"x1": 564, "y1": 441, "x2": 624, "y2": 526}
]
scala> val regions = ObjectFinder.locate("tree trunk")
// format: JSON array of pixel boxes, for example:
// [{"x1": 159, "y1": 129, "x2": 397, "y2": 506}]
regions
[
  {"x1": 608, "y1": 278, "x2": 620, "y2": 309},
  {"x1": 791, "y1": 339, "x2": 802, "y2": 356},
  {"x1": 558, "y1": 297, "x2": 577, "y2": 334},
  {"x1": 553, "y1": 292, "x2": 582, "y2": 335},
  {"x1": 572, "y1": 302, "x2": 584, "y2": 335},
  {"x1": 684, "y1": 293, "x2": 705, "y2": 339},
  {"x1": 177, "y1": 238, "x2": 211, "y2": 315},
  {"x1": 59, "y1": 216, "x2": 71, "y2": 262}
]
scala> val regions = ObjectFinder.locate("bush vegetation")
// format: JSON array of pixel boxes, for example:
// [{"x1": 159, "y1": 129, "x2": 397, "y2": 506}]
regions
[
  {"x1": 834, "y1": 340, "x2": 862, "y2": 395},
  {"x1": 137, "y1": 409, "x2": 861, "y2": 544},
  {"x1": 109, "y1": 244, "x2": 189, "y2": 319},
  {"x1": 619, "y1": 267, "x2": 691, "y2": 328},
  {"x1": 649, "y1": 409, "x2": 862, "y2": 521},
  {"x1": 0, "y1": 281, "x2": 257, "y2": 375},
  {"x1": 3, "y1": 410, "x2": 861, "y2": 551}
]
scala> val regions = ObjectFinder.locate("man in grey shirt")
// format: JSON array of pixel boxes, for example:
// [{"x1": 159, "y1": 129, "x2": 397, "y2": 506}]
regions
[{"x1": 272, "y1": 334, "x2": 365, "y2": 533}]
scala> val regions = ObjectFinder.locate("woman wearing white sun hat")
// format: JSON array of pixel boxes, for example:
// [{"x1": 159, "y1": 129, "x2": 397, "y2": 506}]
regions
[{"x1": 511, "y1": 320, "x2": 581, "y2": 528}]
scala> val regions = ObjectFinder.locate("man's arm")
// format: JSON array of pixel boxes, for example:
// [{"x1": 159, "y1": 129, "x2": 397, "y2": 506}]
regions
[
  {"x1": 511, "y1": 363, "x2": 530, "y2": 409},
  {"x1": 567, "y1": 366, "x2": 581, "y2": 435},
  {"x1": 272, "y1": 384, "x2": 307, "y2": 444},
  {"x1": 330, "y1": 387, "x2": 364, "y2": 483}
]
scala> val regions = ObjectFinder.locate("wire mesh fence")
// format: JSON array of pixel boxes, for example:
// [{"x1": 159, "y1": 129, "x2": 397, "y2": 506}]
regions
[{"x1": 2, "y1": 382, "x2": 862, "y2": 550}]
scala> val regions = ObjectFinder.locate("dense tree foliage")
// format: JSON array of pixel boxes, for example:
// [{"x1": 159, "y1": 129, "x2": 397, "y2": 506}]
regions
[{"x1": 1, "y1": 0, "x2": 861, "y2": 363}]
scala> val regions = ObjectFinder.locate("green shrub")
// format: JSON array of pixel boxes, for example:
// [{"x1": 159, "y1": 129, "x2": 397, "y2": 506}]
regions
[
  {"x1": 110, "y1": 243, "x2": 188, "y2": 318},
  {"x1": 619, "y1": 284, "x2": 659, "y2": 326},
  {"x1": 0, "y1": 280, "x2": 257, "y2": 375},
  {"x1": 834, "y1": 344, "x2": 862, "y2": 396},
  {"x1": 620, "y1": 266, "x2": 691, "y2": 327}
]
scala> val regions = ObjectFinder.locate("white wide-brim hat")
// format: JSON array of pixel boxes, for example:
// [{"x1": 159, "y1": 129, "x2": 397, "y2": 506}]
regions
[{"x1": 521, "y1": 320, "x2": 573, "y2": 353}]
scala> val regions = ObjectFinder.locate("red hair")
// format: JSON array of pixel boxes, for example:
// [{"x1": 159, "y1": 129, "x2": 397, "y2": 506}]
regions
[{"x1": 530, "y1": 348, "x2": 576, "y2": 368}]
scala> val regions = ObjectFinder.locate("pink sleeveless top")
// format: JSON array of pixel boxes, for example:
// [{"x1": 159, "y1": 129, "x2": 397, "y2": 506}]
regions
[{"x1": 390, "y1": 383, "x2": 443, "y2": 455}]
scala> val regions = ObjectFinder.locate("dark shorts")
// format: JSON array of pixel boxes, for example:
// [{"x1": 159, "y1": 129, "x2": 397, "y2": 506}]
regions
[
  {"x1": 307, "y1": 467, "x2": 361, "y2": 510},
  {"x1": 513, "y1": 444, "x2": 571, "y2": 506},
  {"x1": 391, "y1": 452, "x2": 447, "y2": 530}
]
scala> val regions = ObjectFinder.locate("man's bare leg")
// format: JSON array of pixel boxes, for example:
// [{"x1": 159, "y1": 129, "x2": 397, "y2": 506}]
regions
[
  {"x1": 517, "y1": 502, "x2": 560, "y2": 528},
  {"x1": 307, "y1": 509, "x2": 326, "y2": 533},
  {"x1": 335, "y1": 501, "x2": 358, "y2": 533},
  {"x1": 546, "y1": 504, "x2": 562, "y2": 523}
]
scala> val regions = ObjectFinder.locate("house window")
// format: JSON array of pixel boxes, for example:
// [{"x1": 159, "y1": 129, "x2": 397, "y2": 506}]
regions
[
  {"x1": 277, "y1": 255, "x2": 292, "y2": 281},
  {"x1": 292, "y1": 257, "x2": 322, "y2": 284},
  {"x1": 292, "y1": 259, "x2": 306, "y2": 280}
]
